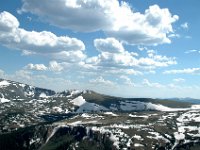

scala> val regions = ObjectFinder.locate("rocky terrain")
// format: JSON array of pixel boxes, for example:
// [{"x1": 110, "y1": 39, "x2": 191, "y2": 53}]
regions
[{"x1": 0, "y1": 78, "x2": 200, "y2": 150}]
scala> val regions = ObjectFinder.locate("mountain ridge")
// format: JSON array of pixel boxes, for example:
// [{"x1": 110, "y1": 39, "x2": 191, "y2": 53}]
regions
[
  {"x1": 1, "y1": 78, "x2": 200, "y2": 150},
  {"x1": 1, "y1": 78, "x2": 199, "y2": 105}
]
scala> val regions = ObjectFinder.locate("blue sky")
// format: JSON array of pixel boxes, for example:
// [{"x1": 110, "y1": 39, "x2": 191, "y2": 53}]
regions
[{"x1": 0, "y1": 0, "x2": 200, "y2": 98}]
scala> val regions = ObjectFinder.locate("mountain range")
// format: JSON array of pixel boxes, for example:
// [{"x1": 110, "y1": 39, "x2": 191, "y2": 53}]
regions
[{"x1": 0, "y1": 78, "x2": 200, "y2": 150}]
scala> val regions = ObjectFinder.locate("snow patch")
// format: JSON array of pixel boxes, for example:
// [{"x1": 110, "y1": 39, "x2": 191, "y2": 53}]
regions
[
  {"x1": 191, "y1": 105, "x2": 200, "y2": 109},
  {"x1": 76, "y1": 102, "x2": 108, "y2": 113},
  {"x1": 71, "y1": 96, "x2": 86, "y2": 106},
  {"x1": 19, "y1": 83, "x2": 26, "y2": 88},
  {"x1": 146, "y1": 103, "x2": 188, "y2": 112},
  {"x1": 177, "y1": 110, "x2": 200, "y2": 123},
  {"x1": 24, "y1": 90, "x2": 34, "y2": 97},
  {"x1": 148, "y1": 132, "x2": 170, "y2": 143},
  {"x1": 133, "y1": 134, "x2": 143, "y2": 140},
  {"x1": 39, "y1": 93, "x2": 48, "y2": 98},
  {"x1": 0, "y1": 97, "x2": 10, "y2": 103},
  {"x1": 71, "y1": 90, "x2": 82, "y2": 96},
  {"x1": 71, "y1": 96, "x2": 108, "y2": 113},
  {"x1": 0, "y1": 80, "x2": 10, "y2": 87},
  {"x1": 104, "y1": 112, "x2": 118, "y2": 116},
  {"x1": 129, "y1": 114, "x2": 148, "y2": 118},
  {"x1": 68, "y1": 120, "x2": 98, "y2": 126},
  {"x1": 81, "y1": 113, "x2": 92, "y2": 118},
  {"x1": 174, "y1": 132, "x2": 185, "y2": 140},
  {"x1": 65, "y1": 109, "x2": 70, "y2": 113},
  {"x1": 0, "y1": 94, "x2": 10, "y2": 103},
  {"x1": 29, "y1": 138, "x2": 40, "y2": 145},
  {"x1": 120, "y1": 100, "x2": 189, "y2": 112},
  {"x1": 134, "y1": 143, "x2": 144, "y2": 147}
]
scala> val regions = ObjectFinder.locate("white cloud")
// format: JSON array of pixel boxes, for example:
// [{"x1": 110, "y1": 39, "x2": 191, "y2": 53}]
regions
[
  {"x1": 89, "y1": 76, "x2": 115, "y2": 86},
  {"x1": 163, "y1": 68, "x2": 200, "y2": 74},
  {"x1": 142, "y1": 79, "x2": 164, "y2": 88},
  {"x1": 21, "y1": 50, "x2": 36, "y2": 56},
  {"x1": 25, "y1": 63, "x2": 48, "y2": 71},
  {"x1": 14, "y1": 70, "x2": 33, "y2": 80},
  {"x1": 138, "y1": 55, "x2": 177, "y2": 68},
  {"x1": 86, "y1": 38, "x2": 138, "y2": 68},
  {"x1": 88, "y1": 38, "x2": 176, "y2": 70},
  {"x1": 143, "y1": 49, "x2": 177, "y2": 68},
  {"x1": 184, "y1": 49, "x2": 199, "y2": 54},
  {"x1": 19, "y1": 0, "x2": 178, "y2": 45},
  {"x1": 19, "y1": 0, "x2": 114, "y2": 32},
  {"x1": 89, "y1": 51, "x2": 136, "y2": 67},
  {"x1": 104, "y1": 69, "x2": 143, "y2": 76},
  {"x1": 21, "y1": 37, "x2": 176, "y2": 77},
  {"x1": 0, "y1": 11, "x2": 19, "y2": 31},
  {"x1": 23, "y1": 61, "x2": 65, "y2": 73},
  {"x1": 107, "y1": 4, "x2": 179, "y2": 45},
  {"x1": 51, "y1": 50, "x2": 86, "y2": 62},
  {"x1": 119, "y1": 75, "x2": 135, "y2": 86},
  {"x1": 168, "y1": 33, "x2": 180, "y2": 38},
  {"x1": 137, "y1": 46, "x2": 148, "y2": 51},
  {"x1": 0, "y1": 11, "x2": 85, "y2": 54},
  {"x1": 94, "y1": 38, "x2": 124, "y2": 53},
  {"x1": 24, "y1": 61, "x2": 64, "y2": 72},
  {"x1": 49, "y1": 61, "x2": 64, "y2": 72},
  {"x1": 173, "y1": 78, "x2": 185, "y2": 83},
  {"x1": 181, "y1": 22, "x2": 189, "y2": 29},
  {"x1": 1, "y1": 69, "x2": 77, "y2": 91}
]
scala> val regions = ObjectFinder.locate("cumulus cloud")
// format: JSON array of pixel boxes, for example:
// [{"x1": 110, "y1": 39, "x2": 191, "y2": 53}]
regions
[
  {"x1": 25, "y1": 63, "x2": 48, "y2": 71},
  {"x1": 19, "y1": 0, "x2": 178, "y2": 45},
  {"x1": 51, "y1": 50, "x2": 86, "y2": 62},
  {"x1": 138, "y1": 50, "x2": 177, "y2": 68},
  {"x1": 24, "y1": 61, "x2": 66, "y2": 72},
  {"x1": 22, "y1": 37, "x2": 176, "y2": 76},
  {"x1": 86, "y1": 38, "x2": 176, "y2": 70},
  {"x1": 86, "y1": 38, "x2": 137, "y2": 68},
  {"x1": 119, "y1": 75, "x2": 135, "y2": 86},
  {"x1": 163, "y1": 68, "x2": 200, "y2": 74},
  {"x1": 89, "y1": 76, "x2": 115, "y2": 86},
  {"x1": 14, "y1": 70, "x2": 33, "y2": 80},
  {"x1": 142, "y1": 79, "x2": 164, "y2": 88},
  {"x1": 107, "y1": 4, "x2": 178, "y2": 45},
  {"x1": 94, "y1": 38, "x2": 124, "y2": 53},
  {"x1": 49, "y1": 61, "x2": 64, "y2": 72},
  {"x1": 181, "y1": 22, "x2": 189, "y2": 29},
  {"x1": 0, "y1": 11, "x2": 85, "y2": 54}
]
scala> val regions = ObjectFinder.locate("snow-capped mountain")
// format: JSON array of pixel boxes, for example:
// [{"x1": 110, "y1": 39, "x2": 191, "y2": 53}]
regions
[
  {"x1": 0, "y1": 78, "x2": 55, "y2": 100},
  {"x1": 0, "y1": 78, "x2": 195, "y2": 116},
  {"x1": 0, "y1": 78, "x2": 200, "y2": 150}
]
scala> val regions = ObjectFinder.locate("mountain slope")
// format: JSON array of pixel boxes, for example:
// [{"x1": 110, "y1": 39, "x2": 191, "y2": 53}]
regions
[
  {"x1": 1, "y1": 78, "x2": 200, "y2": 150},
  {"x1": 82, "y1": 90, "x2": 192, "y2": 108},
  {"x1": 0, "y1": 78, "x2": 194, "y2": 117},
  {"x1": 0, "y1": 78, "x2": 198, "y2": 133}
]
